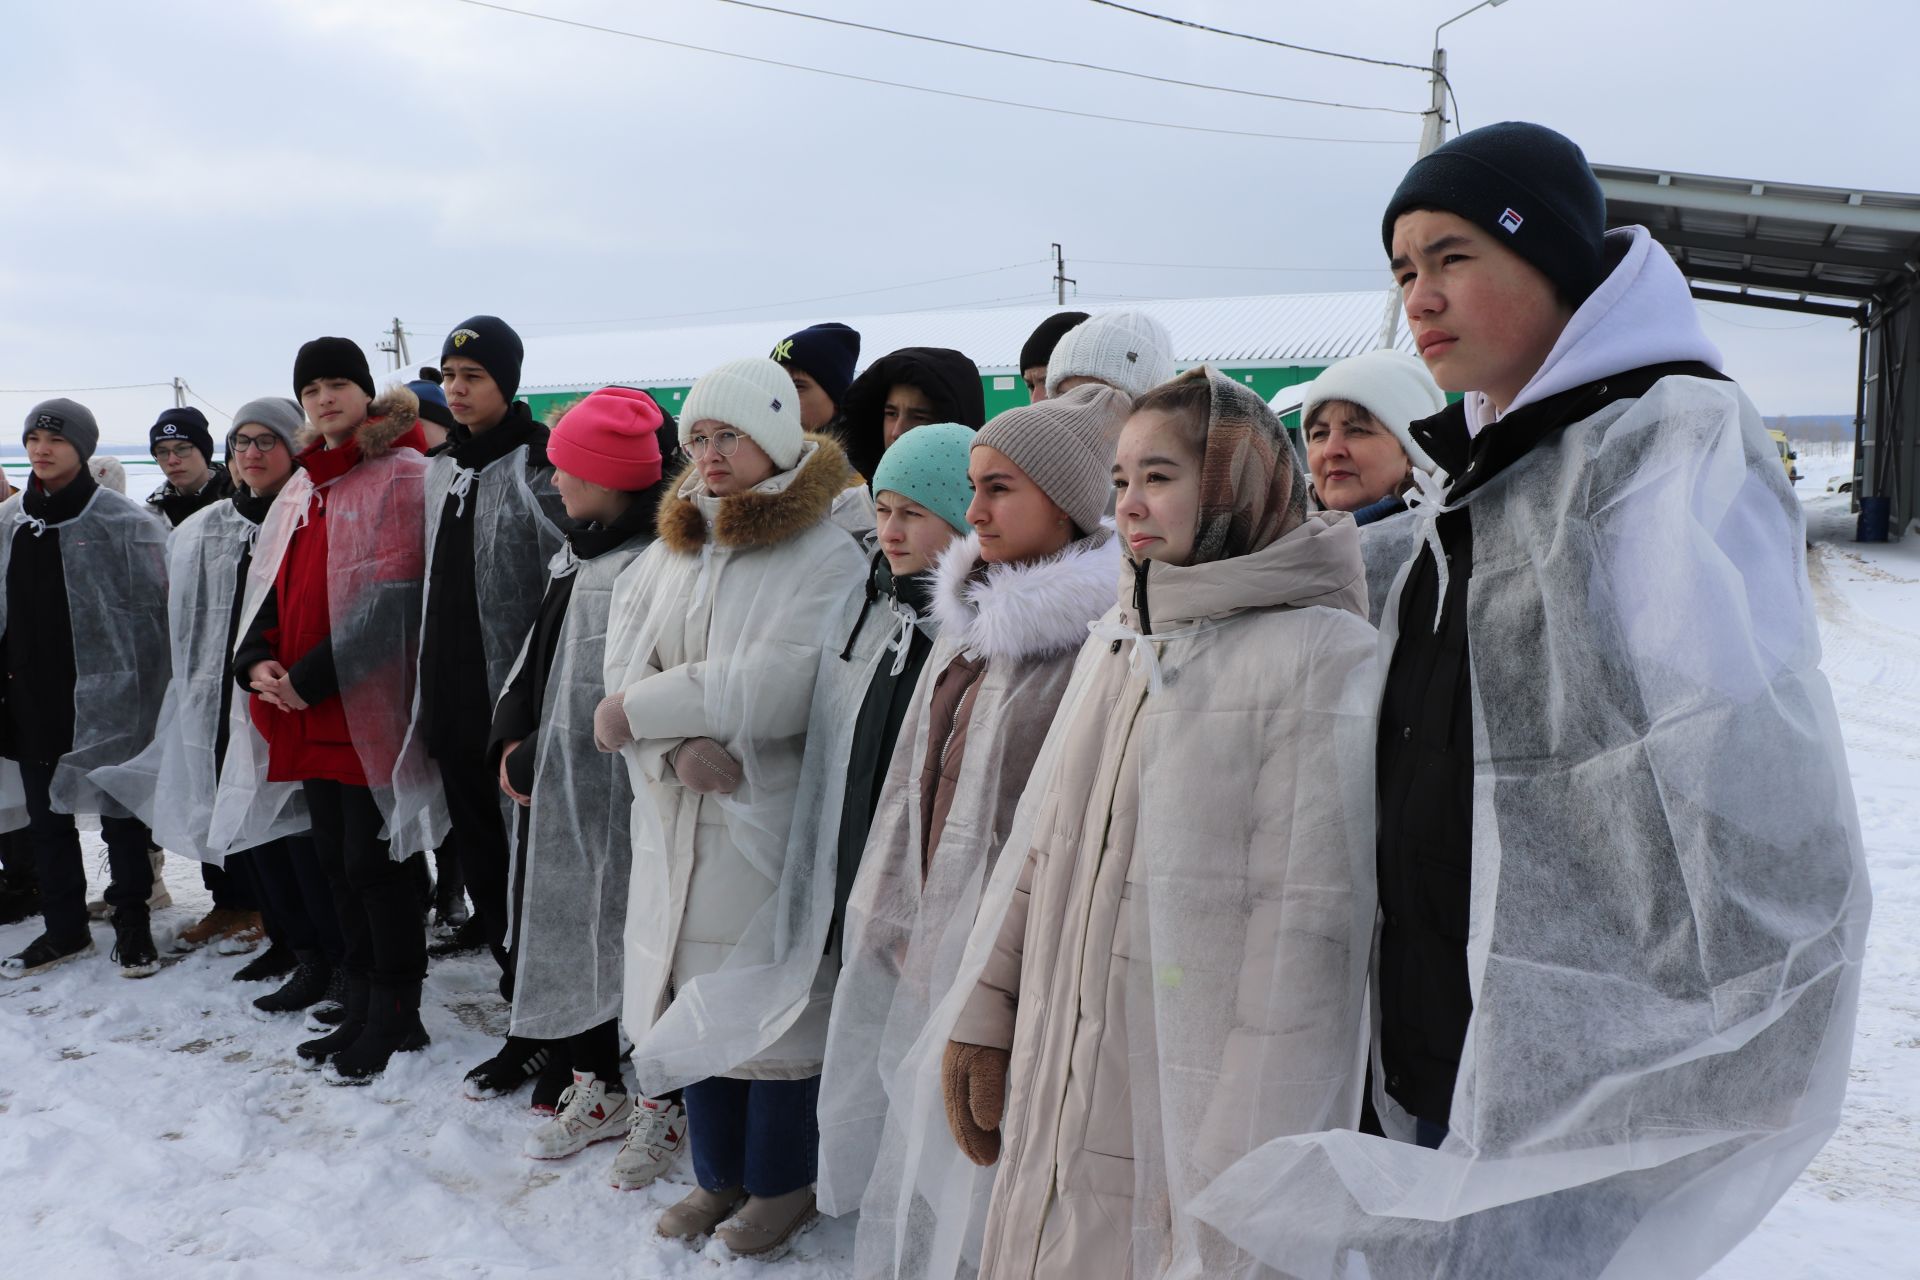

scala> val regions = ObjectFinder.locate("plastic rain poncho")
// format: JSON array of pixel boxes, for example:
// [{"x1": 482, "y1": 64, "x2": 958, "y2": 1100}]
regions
[
  {"x1": 606, "y1": 438, "x2": 868, "y2": 1093},
  {"x1": 91, "y1": 500, "x2": 305, "y2": 861},
  {"x1": 504, "y1": 533, "x2": 649, "y2": 1041},
  {"x1": 818, "y1": 528, "x2": 1122, "y2": 1223},
  {"x1": 218, "y1": 455, "x2": 448, "y2": 859},
  {"x1": 1358, "y1": 505, "x2": 1421, "y2": 626},
  {"x1": 419, "y1": 441, "x2": 564, "y2": 708},
  {"x1": 1186, "y1": 375, "x2": 1870, "y2": 1279},
  {"x1": 0, "y1": 488, "x2": 168, "y2": 819}
]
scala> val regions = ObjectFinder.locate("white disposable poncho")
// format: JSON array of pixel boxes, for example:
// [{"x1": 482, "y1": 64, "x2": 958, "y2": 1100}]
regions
[
  {"x1": 1187, "y1": 376, "x2": 1871, "y2": 1279},
  {"x1": 420, "y1": 442, "x2": 564, "y2": 706},
  {"x1": 219, "y1": 456, "x2": 448, "y2": 859},
  {"x1": 607, "y1": 440, "x2": 868, "y2": 1094},
  {"x1": 1357, "y1": 506, "x2": 1419, "y2": 626},
  {"x1": 0, "y1": 759, "x2": 26, "y2": 834},
  {"x1": 0, "y1": 488, "x2": 168, "y2": 818},
  {"x1": 505, "y1": 535, "x2": 649, "y2": 1041},
  {"x1": 91, "y1": 500, "x2": 305, "y2": 861}
]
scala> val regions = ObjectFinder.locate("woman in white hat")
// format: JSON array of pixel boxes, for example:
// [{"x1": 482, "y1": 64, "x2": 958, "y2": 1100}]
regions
[{"x1": 1299, "y1": 348, "x2": 1446, "y2": 621}]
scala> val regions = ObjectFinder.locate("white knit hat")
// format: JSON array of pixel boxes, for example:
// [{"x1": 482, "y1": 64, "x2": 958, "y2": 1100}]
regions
[
  {"x1": 1298, "y1": 348, "x2": 1445, "y2": 475},
  {"x1": 1044, "y1": 309, "x2": 1176, "y2": 399},
  {"x1": 678, "y1": 356, "x2": 806, "y2": 470}
]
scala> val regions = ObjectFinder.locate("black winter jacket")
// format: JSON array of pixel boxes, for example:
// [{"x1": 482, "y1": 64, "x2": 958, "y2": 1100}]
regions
[
  {"x1": 1, "y1": 472, "x2": 101, "y2": 764},
  {"x1": 147, "y1": 462, "x2": 235, "y2": 528},
  {"x1": 1375, "y1": 360, "x2": 1725, "y2": 1126},
  {"x1": 837, "y1": 347, "x2": 985, "y2": 480}
]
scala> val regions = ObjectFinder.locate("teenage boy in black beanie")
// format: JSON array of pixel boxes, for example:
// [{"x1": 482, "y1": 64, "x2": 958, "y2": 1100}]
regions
[
  {"x1": 1017, "y1": 310, "x2": 1088, "y2": 403},
  {"x1": 421, "y1": 315, "x2": 569, "y2": 1105},
  {"x1": 147, "y1": 406, "x2": 235, "y2": 527},
  {"x1": 1211, "y1": 121, "x2": 1869, "y2": 1277},
  {"x1": 771, "y1": 321, "x2": 861, "y2": 433}
]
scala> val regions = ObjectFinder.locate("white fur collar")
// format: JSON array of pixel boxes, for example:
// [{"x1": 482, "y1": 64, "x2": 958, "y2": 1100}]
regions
[{"x1": 931, "y1": 528, "x2": 1119, "y2": 662}]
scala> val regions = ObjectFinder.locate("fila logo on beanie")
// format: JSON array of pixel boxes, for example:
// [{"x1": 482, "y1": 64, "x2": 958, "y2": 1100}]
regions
[{"x1": 1499, "y1": 207, "x2": 1525, "y2": 233}]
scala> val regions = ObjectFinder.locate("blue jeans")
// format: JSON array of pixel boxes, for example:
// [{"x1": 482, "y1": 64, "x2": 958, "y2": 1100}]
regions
[{"x1": 683, "y1": 1075, "x2": 819, "y2": 1198}]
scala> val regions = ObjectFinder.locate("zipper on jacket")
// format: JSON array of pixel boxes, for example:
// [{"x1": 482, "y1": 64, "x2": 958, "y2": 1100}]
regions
[
  {"x1": 1132, "y1": 559, "x2": 1154, "y2": 636},
  {"x1": 935, "y1": 675, "x2": 977, "y2": 775}
]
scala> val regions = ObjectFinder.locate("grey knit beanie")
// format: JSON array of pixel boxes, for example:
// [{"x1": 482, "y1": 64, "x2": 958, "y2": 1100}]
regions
[
  {"x1": 230, "y1": 396, "x2": 306, "y2": 453},
  {"x1": 23, "y1": 397, "x2": 99, "y2": 462},
  {"x1": 971, "y1": 383, "x2": 1131, "y2": 536}
]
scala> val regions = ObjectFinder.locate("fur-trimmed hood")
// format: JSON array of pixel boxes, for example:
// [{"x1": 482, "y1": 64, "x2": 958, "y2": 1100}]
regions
[
  {"x1": 657, "y1": 433, "x2": 855, "y2": 554},
  {"x1": 294, "y1": 385, "x2": 422, "y2": 457},
  {"x1": 931, "y1": 527, "x2": 1120, "y2": 663}
]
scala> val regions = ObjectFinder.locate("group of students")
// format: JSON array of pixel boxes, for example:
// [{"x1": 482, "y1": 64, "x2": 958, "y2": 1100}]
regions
[{"x1": 0, "y1": 121, "x2": 1870, "y2": 1278}]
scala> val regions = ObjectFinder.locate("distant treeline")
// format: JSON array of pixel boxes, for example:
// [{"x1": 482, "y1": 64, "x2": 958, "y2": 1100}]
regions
[{"x1": 1767, "y1": 415, "x2": 1855, "y2": 445}]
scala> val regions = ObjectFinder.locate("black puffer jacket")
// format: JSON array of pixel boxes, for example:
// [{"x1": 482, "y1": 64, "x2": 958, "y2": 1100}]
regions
[
  {"x1": 146, "y1": 462, "x2": 235, "y2": 528},
  {"x1": 836, "y1": 347, "x2": 985, "y2": 480}
]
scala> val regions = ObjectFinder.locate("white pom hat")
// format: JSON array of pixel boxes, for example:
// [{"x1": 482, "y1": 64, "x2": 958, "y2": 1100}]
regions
[
  {"x1": 1298, "y1": 348, "x2": 1445, "y2": 475},
  {"x1": 1044, "y1": 309, "x2": 1176, "y2": 399}
]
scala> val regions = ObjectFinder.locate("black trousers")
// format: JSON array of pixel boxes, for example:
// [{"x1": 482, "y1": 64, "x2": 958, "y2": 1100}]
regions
[
  {"x1": 245, "y1": 835, "x2": 346, "y2": 965},
  {"x1": 17, "y1": 759, "x2": 152, "y2": 942},
  {"x1": 436, "y1": 752, "x2": 511, "y2": 971},
  {"x1": 564, "y1": 1018, "x2": 622, "y2": 1083},
  {"x1": 200, "y1": 859, "x2": 257, "y2": 911},
  {"x1": 300, "y1": 780, "x2": 427, "y2": 986}
]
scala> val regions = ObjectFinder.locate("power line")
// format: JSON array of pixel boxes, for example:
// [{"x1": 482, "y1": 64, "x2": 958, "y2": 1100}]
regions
[
  {"x1": 703, "y1": 0, "x2": 1420, "y2": 116},
  {"x1": 0, "y1": 381, "x2": 173, "y2": 394},
  {"x1": 1086, "y1": 1, "x2": 1431, "y2": 73},
  {"x1": 1699, "y1": 304, "x2": 1832, "y2": 332},
  {"x1": 1080, "y1": 257, "x2": 1385, "y2": 274},
  {"x1": 447, "y1": 0, "x2": 1408, "y2": 145},
  {"x1": 181, "y1": 383, "x2": 232, "y2": 421}
]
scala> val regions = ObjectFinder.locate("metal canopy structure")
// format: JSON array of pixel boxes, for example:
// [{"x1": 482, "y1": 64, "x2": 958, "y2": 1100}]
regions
[{"x1": 1597, "y1": 165, "x2": 1920, "y2": 535}]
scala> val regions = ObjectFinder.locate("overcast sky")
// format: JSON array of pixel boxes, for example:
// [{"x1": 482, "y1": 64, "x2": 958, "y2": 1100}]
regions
[{"x1": 3, "y1": 0, "x2": 1913, "y2": 447}]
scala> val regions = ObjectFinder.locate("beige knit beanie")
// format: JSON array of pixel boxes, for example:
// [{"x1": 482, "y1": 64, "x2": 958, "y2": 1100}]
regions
[{"x1": 971, "y1": 383, "x2": 1131, "y2": 535}]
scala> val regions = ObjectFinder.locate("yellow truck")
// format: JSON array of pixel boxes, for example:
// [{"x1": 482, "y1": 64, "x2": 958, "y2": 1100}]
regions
[{"x1": 1767, "y1": 428, "x2": 1799, "y2": 484}]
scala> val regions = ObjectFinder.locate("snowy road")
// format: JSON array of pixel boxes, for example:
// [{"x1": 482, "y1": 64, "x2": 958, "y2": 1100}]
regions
[{"x1": 2, "y1": 460, "x2": 1913, "y2": 1278}]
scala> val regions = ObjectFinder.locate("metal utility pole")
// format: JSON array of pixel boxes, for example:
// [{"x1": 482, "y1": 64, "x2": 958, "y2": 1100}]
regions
[
  {"x1": 1051, "y1": 243, "x2": 1076, "y2": 306},
  {"x1": 1377, "y1": 0, "x2": 1513, "y2": 349},
  {"x1": 172, "y1": 376, "x2": 187, "y2": 408},
  {"x1": 376, "y1": 317, "x2": 411, "y2": 371}
]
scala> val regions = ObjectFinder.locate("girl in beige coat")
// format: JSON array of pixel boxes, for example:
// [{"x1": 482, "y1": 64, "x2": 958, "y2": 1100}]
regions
[{"x1": 938, "y1": 367, "x2": 1379, "y2": 1279}]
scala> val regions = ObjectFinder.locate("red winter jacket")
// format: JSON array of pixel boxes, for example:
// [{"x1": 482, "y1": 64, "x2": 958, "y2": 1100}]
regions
[{"x1": 242, "y1": 396, "x2": 429, "y2": 787}]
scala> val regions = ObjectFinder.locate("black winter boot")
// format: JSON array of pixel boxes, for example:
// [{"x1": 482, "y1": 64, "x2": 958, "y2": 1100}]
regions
[
  {"x1": 325, "y1": 980, "x2": 430, "y2": 1085},
  {"x1": 427, "y1": 915, "x2": 487, "y2": 959},
  {"x1": 254, "y1": 954, "x2": 332, "y2": 1013},
  {"x1": 296, "y1": 976, "x2": 369, "y2": 1066},
  {"x1": 431, "y1": 850, "x2": 470, "y2": 930},
  {"x1": 306, "y1": 969, "x2": 351, "y2": 1029},
  {"x1": 234, "y1": 942, "x2": 298, "y2": 983}
]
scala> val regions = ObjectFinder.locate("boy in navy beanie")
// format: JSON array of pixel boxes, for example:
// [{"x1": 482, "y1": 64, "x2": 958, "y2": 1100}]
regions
[
  {"x1": 771, "y1": 321, "x2": 860, "y2": 432},
  {"x1": 146, "y1": 405, "x2": 235, "y2": 527}
]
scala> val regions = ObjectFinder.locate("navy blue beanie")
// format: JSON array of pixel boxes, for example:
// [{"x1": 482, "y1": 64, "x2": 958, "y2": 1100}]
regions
[
  {"x1": 408, "y1": 379, "x2": 455, "y2": 433},
  {"x1": 442, "y1": 315, "x2": 526, "y2": 402},
  {"x1": 149, "y1": 406, "x2": 216, "y2": 461},
  {"x1": 771, "y1": 322, "x2": 861, "y2": 406},
  {"x1": 1381, "y1": 121, "x2": 1608, "y2": 307}
]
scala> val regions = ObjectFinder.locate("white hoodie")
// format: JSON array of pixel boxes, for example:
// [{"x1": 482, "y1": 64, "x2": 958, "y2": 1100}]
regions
[{"x1": 1465, "y1": 225, "x2": 1723, "y2": 436}]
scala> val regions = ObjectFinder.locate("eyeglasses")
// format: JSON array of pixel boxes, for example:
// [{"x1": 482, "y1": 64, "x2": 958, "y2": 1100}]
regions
[
  {"x1": 152, "y1": 443, "x2": 200, "y2": 460},
  {"x1": 679, "y1": 430, "x2": 744, "y2": 462},
  {"x1": 230, "y1": 432, "x2": 282, "y2": 455}
]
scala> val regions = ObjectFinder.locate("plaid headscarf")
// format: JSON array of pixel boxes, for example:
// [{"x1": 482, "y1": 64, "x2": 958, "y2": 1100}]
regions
[{"x1": 1180, "y1": 365, "x2": 1308, "y2": 563}]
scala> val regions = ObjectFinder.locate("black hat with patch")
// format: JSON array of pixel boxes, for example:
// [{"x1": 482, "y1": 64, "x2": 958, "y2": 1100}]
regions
[
  {"x1": 441, "y1": 315, "x2": 526, "y2": 402},
  {"x1": 293, "y1": 336, "x2": 377, "y2": 402}
]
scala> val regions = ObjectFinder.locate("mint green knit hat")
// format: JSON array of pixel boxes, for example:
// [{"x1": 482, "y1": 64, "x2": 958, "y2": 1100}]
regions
[{"x1": 869, "y1": 421, "x2": 976, "y2": 535}]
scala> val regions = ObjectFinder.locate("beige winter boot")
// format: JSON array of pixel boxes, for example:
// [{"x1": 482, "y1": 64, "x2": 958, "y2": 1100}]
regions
[
  {"x1": 655, "y1": 1186, "x2": 746, "y2": 1242},
  {"x1": 715, "y1": 1186, "x2": 817, "y2": 1258}
]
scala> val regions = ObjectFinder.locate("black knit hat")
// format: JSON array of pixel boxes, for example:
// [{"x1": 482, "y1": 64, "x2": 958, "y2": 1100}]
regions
[
  {"x1": 771, "y1": 322, "x2": 861, "y2": 406},
  {"x1": 1019, "y1": 310, "x2": 1089, "y2": 373},
  {"x1": 293, "y1": 337, "x2": 376, "y2": 401},
  {"x1": 441, "y1": 315, "x2": 526, "y2": 402},
  {"x1": 1381, "y1": 121, "x2": 1608, "y2": 307},
  {"x1": 149, "y1": 406, "x2": 215, "y2": 461}
]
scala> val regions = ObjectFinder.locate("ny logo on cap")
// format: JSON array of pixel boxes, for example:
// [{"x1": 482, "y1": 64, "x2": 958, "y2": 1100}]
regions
[
  {"x1": 1498, "y1": 208, "x2": 1525, "y2": 234},
  {"x1": 771, "y1": 339, "x2": 794, "y2": 362},
  {"x1": 34, "y1": 412, "x2": 65, "y2": 430},
  {"x1": 451, "y1": 328, "x2": 481, "y2": 348}
]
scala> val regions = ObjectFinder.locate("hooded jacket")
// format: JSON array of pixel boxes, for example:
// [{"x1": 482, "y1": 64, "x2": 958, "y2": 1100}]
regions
[
  {"x1": 836, "y1": 347, "x2": 986, "y2": 480},
  {"x1": 234, "y1": 390, "x2": 430, "y2": 787},
  {"x1": 610, "y1": 435, "x2": 867, "y2": 1081},
  {"x1": 816, "y1": 525, "x2": 1119, "y2": 1216}
]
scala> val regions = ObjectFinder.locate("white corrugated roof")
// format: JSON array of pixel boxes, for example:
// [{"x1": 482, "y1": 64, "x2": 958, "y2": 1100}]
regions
[{"x1": 521, "y1": 291, "x2": 1412, "y2": 392}]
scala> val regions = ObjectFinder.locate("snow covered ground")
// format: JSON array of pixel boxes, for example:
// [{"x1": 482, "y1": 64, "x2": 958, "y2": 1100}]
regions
[{"x1": 2, "y1": 450, "x2": 1913, "y2": 1278}]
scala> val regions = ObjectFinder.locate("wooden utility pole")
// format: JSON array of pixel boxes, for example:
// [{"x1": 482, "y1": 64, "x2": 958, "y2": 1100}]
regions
[{"x1": 1052, "y1": 243, "x2": 1076, "y2": 306}]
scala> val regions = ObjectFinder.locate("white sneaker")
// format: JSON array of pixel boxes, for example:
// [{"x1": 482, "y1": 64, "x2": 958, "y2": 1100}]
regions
[
  {"x1": 608, "y1": 1095, "x2": 686, "y2": 1190},
  {"x1": 524, "y1": 1072, "x2": 633, "y2": 1160}
]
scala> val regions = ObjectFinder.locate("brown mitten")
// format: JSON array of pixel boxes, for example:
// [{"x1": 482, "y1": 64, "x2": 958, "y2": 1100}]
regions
[
  {"x1": 942, "y1": 1040, "x2": 1010, "y2": 1167},
  {"x1": 592, "y1": 693, "x2": 633, "y2": 753},
  {"x1": 672, "y1": 737, "x2": 743, "y2": 794}
]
